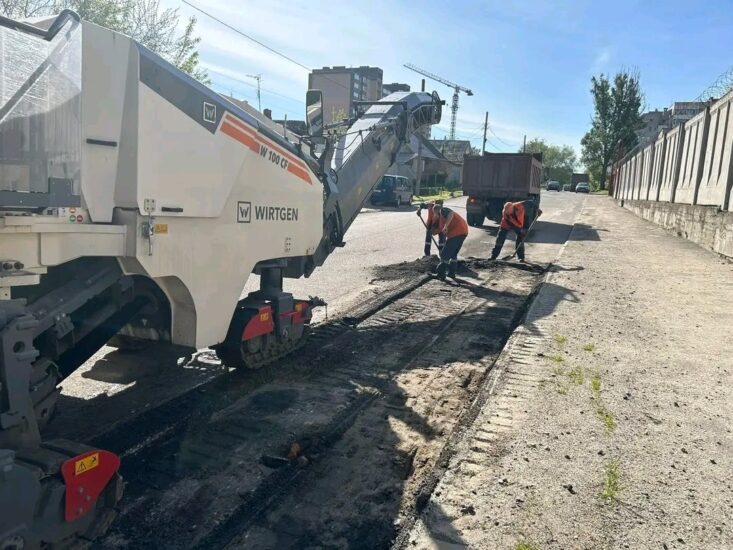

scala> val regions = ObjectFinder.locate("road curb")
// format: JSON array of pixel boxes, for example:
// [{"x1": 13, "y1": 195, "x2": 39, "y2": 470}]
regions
[{"x1": 396, "y1": 200, "x2": 585, "y2": 549}]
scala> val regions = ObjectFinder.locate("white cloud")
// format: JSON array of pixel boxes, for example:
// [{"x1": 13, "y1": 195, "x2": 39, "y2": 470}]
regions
[{"x1": 591, "y1": 47, "x2": 613, "y2": 74}]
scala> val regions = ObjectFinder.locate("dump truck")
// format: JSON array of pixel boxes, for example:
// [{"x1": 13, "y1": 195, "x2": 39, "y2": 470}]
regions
[
  {"x1": 462, "y1": 153, "x2": 543, "y2": 226},
  {"x1": 0, "y1": 10, "x2": 442, "y2": 546}
]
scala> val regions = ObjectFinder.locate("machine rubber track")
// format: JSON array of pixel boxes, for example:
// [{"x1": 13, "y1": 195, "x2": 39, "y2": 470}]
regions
[{"x1": 214, "y1": 326, "x2": 310, "y2": 370}]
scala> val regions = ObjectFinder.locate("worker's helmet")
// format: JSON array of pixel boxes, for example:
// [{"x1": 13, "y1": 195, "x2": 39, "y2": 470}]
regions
[{"x1": 503, "y1": 202, "x2": 515, "y2": 217}]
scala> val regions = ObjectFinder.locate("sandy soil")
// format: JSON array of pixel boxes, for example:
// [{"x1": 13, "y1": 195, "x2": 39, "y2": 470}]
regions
[{"x1": 406, "y1": 196, "x2": 733, "y2": 550}]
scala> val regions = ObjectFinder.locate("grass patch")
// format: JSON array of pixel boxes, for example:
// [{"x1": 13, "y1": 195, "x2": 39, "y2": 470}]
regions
[
  {"x1": 514, "y1": 542, "x2": 539, "y2": 550},
  {"x1": 554, "y1": 334, "x2": 567, "y2": 346},
  {"x1": 596, "y1": 404, "x2": 617, "y2": 431},
  {"x1": 413, "y1": 189, "x2": 461, "y2": 202},
  {"x1": 583, "y1": 343, "x2": 596, "y2": 352},
  {"x1": 601, "y1": 459, "x2": 621, "y2": 502},
  {"x1": 568, "y1": 366, "x2": 584, "y2": 385},
  {"x1": 590, "y1": 373, "x2": 602, "y2": 394},
  {"x1": 548, "y1": 354, "x2": 565, "y2": 364}
]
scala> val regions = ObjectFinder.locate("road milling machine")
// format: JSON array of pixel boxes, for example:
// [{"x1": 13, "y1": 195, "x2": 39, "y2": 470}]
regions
[{"x1": 0, "y1": 10, "x2": 442, "y2": 547}]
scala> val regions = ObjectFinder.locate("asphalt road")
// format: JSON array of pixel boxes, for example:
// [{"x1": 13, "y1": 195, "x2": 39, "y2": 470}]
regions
[{"x1": 278, "y1": 191, "x2": 585, "y2": 320}]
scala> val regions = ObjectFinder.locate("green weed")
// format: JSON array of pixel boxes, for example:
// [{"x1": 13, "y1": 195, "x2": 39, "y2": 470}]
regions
[
  {"x1": 601, "y1": 459, "x2": 621, "y2": 502},
  {"x1": 554, "y1": 334, "x2": 567, "y2": 346},
  {"x1": 515, "y1": 542, "x2": 539, "y2": 550},
  {"x1": 568, "y1": 366, "x2": 584, "y2": 385},
  {"x1": 549, "y1": 354, "x2": 564, "y2": 364},
  {"x1": 583, "y1": 343, "x2": 596, "y2": 352},
  {"x1": 590, "y1": 373, "x2": 602, "y2": 394},
  {"x1": 596, "y1": 405, "x2": 617, "y2": 431}
]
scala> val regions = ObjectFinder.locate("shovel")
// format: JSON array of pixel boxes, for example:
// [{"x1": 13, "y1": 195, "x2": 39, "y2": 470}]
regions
[
  {"x1": 503, "y1": 213, "x2": 540, "y2": 261},
  {"x1": 417, "y1": 210, "x2": 441, "y2": 250}
]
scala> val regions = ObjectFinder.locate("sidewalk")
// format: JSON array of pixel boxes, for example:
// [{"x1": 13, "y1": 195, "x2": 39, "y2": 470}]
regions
[{"x1": 406, "y1": 196, "x2": 733, "y2": 550}]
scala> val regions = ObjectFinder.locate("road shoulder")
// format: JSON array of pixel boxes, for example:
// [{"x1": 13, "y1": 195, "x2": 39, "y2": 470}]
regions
[{"x1": 405, "y1": 196, "x2": 733, "y2": 550}]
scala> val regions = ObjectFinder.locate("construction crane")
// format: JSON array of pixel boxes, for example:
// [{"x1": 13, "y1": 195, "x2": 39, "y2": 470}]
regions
[{"x1": 404, "y1": 63, "x2": 473, "y2": 140}]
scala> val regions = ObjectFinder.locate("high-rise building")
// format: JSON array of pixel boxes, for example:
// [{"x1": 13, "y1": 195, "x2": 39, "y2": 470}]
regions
[
  {"x1": 308, "y1": 66, "x2": 383, "y2": 126},
  {"x1": 382, "y1": 82, "x2": 410, "y2": 97},
  {"x1": 670, "y1": 101, "x2": 709, "y2": 126},
  {"x1": 637, "y1": 109, "x2": 671, "y2": 145}
]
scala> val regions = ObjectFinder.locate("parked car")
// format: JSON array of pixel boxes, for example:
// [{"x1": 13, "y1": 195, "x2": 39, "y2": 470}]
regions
[
  {"x1": 575, "y1": 182, "x2": 590, "y2": 193},
  {"x1": 370, "y1": 175, "x2": 412, "y2": 207},
  {"x1": 546, "y1": 180, "x2": 561, "y2": 191}
]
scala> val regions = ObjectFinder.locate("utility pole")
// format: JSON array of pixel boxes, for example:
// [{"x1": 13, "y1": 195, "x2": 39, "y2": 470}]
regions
[
  {"x1": 247, "y1": 73, "x2": 262, "y2": 111},
  {"x1": 523, "y1": 135, "x2": 527, "y2": 153},
  {"x1": 415, "y1": 78, "x2": 425, "y2": 196},
  {"x1": 482, "y1": 111, "x2": 488, "y2": 154}
]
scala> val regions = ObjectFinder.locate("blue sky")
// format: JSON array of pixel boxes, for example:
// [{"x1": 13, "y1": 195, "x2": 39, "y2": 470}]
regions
[{"x1": 169, "y1": 0, "x2": 733, "y2": 159}]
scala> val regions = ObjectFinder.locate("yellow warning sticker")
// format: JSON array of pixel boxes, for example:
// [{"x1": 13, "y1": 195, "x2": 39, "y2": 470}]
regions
[
  {"x1": 295, "y1": 303, "x2": 303, "y2": 312},
  {"x1": 260, "y1": 312, "x2": 270, "y2": 321},
  {"x1": 154, "y1": 223, "x2": 168, "y2": 234},
  {"x1": 74, "y1": 452, "x2": 99, "y2": 475}
]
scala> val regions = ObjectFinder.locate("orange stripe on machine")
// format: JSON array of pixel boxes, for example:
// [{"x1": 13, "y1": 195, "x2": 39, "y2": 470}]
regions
[{"x1": 221, "y1": 113, "x2": 313, "y2": 185}]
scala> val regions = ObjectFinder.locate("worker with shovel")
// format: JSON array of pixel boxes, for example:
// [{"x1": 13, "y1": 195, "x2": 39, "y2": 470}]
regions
[
  {"x1": 490, "y1": 199, "x2": 542, "y2": 262},
  {"x1": 434, "y1": 204, "x2": 469, "y2": 280},
  {"x1": 416, "y1": 200, "x2": 445, "y2": 256}
]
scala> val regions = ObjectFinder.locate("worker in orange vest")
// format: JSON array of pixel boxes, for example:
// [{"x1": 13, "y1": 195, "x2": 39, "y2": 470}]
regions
[
  {"x1": 417, "y1": 200, "x2": 445, "y2": 256},
  {"x1": 490, "y1": 199, "x2": 541, "y2": 262},
  {"x1": 434, "y1": 204, "x2": 469, "y2": 280}
]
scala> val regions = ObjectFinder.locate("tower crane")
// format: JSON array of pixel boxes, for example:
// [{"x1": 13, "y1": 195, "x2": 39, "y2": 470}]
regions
[{"x1": 404, "y1": 63, "x2": 473, "y2": 140}]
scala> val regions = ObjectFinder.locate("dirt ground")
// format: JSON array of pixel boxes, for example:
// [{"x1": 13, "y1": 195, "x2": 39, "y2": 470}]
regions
[
  {"x1": 406, "y1": 196, "x2": 733, "y2": 550},
  {"x1": 89, "y1": 260, "x2": 542, "y2": 549}
]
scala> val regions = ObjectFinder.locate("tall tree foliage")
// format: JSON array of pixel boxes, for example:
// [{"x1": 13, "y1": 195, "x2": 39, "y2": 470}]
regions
[
  {"x1": 0, "y1": 0, "x2": 208, "y2": 83},
  {"x1": 581, "y1": 71, "x2": 644, "y2": 189},
  {"x1": 521, "y1": 138, "x2": 577, "y2": 185}
]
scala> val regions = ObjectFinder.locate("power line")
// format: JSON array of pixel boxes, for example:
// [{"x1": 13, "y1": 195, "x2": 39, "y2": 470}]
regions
[
  {"x1": 182, "y1": 0, "x2": 309, "y2": 71},
  {"x1": 210, "y1": 81, "x2": 303, "y2": 118},
  {"x1": 183, "y1": 0, "x2": 352, "y2": 94},
  {"x1": 488, "y1": 125, "x2": 515, "y2": 147},
  {"x1": 207, "y1": 68, "x2": 304, "y2": 104}
]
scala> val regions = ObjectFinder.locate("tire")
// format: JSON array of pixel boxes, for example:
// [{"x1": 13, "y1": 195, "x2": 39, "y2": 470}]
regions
[{"x1": 467, "y1": 213, "x2": 484, "y2": 227}]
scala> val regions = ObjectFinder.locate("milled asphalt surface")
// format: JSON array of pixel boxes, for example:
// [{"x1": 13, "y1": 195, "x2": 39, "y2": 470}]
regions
[
  {"x1": 406, "y1": 195, "x2": 733, "y2": 550},
  {"x1": 279, "y1": 192, "x2": 583, "y2": 320},
  {"x1": 51, "y1": 193, "x2": 583, "y2": 445}
]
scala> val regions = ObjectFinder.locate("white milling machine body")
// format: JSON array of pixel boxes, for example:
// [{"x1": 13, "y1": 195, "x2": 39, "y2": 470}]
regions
[{"x1": 0, "y1": 11, "x2": 441, "y2": 547}]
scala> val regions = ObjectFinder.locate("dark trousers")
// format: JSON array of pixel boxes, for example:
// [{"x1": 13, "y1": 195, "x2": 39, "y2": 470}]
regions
[
  {"x1": 438, "y1": 235, "x2": 466, "y2": 277},
  {"x1": 491, "y1": 228, "x2": 524, "y2": 260},
  {"x1": 424, "y1": 228, "x2": 446, "y2": 256}
]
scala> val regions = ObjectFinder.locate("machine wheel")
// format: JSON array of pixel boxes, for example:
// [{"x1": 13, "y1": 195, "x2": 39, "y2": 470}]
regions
[{"x1": 467, "y1": 213, "x2": 484, "y2": 227}]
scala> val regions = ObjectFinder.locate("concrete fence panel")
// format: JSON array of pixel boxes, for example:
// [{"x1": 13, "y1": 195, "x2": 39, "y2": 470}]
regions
[
  {"x1": 639, "y1": 143, "x2": 654, "y2": 201},
  {"x1": 631, "y1": 152, "x2": 641, "y2": 200},
  {"x1": 624, "y1": 154, "x2": 635, "y2": 200},
  {"x1": 660, "y1": 124, "x2": 683, "y2": 202},
  {"x1": 674, "y1": 109, "x2": 709, "y2": 205},
  {"x1": 697, "y1": 89, "x2": 733, "y2": 209},
  {"x1": 649, "y1": 132, "x2": 666, "y2": 201}
]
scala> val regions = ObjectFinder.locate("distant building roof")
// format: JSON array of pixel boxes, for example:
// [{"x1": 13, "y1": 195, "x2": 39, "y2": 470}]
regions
[
  {"x1": 429, "y1": 139, "x2": 472, "y2": 163},
  {"x1": 274, "y1": 119, "x2": 307, "y2": 136}
]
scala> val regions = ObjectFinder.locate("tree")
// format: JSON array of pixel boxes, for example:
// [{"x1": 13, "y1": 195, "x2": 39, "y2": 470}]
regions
[
  {"x1": 521, "y1": 138, "x2": 577, "y2": 185},
  {"x1": 581, "y1": 71, "x2": 644, "y2": 189},
  {"x1": 0, "y1": 0, "x2": 208, "y2": 83}
]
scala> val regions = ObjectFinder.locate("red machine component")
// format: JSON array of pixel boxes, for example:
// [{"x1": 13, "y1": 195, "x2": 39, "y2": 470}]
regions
[
  {"x1": 61, "y1": 450, "x2": 121, "y2": 522},
  {"x1": 242, "y1": 306, "x2": 274, "y2": 340},
  {"x1": 280, "y1": 300, "x2": 312, "y2": 326},
  {"x1": 240, "y1": 301, "x2": 313, "y2": 342}
]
